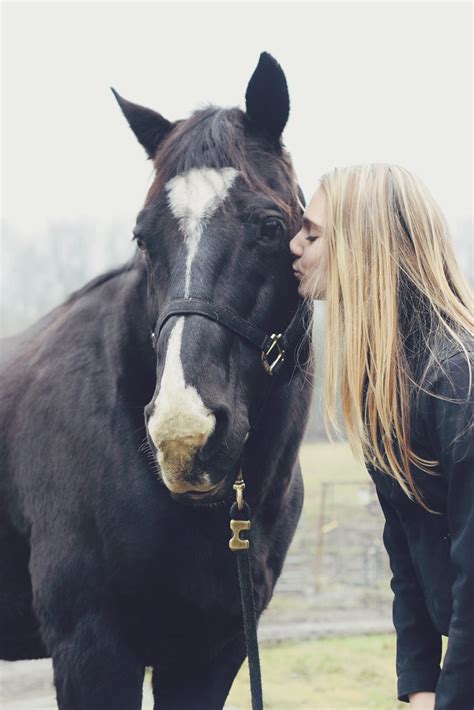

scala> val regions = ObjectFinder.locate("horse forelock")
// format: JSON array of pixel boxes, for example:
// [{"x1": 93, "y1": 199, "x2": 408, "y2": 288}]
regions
[{"x1": 144, "y1": 106, "x2": 299, "y2": 218}]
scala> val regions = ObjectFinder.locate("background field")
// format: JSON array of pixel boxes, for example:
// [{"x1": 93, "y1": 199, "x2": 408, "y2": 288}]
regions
[{"x1": 226, "y1": 634, "x2": 405, "y2": 710}]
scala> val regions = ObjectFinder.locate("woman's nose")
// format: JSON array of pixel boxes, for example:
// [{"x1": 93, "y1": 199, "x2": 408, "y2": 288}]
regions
[{"x1": 289, "y1": 231, "x2": 304, "y2": 257}]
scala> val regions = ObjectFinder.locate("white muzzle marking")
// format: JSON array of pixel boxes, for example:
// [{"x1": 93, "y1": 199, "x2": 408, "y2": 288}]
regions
[{"x1": 147, "y1": 317, "x2": 215, "y2": 491}]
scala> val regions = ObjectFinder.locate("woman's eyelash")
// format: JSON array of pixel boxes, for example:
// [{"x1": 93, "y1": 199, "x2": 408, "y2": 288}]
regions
[{"x1": 306, "y1": 236, "x2": 318, "y2": 242}]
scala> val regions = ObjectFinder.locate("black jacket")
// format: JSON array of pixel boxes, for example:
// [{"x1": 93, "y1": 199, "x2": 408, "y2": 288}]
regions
[{"x1": 366, "y1": 343, "x2": 473, "y2": 709}]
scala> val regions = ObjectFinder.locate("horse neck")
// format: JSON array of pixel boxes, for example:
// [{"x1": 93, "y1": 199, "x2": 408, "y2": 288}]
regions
[{"x1": 101, "y1": 263, "x2": 156, "y2": 405}]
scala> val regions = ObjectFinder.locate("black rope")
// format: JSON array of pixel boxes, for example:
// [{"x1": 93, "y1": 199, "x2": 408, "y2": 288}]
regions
[{"x1": 230, "y1": 500, "x2": 263, "y2": 710}]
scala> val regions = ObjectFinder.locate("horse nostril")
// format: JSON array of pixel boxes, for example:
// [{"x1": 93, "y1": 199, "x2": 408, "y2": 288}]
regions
[
  {"x1": 144, "y1": 403, "x2": 153, "y2": 424},
  {"x1": 197, "y1": 406, "x2": 230, "y2": 463}
]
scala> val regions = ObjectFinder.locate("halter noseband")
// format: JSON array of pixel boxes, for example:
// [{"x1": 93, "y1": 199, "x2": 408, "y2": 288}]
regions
[{"x1": 150, "y1": 297, "x2": 312, "y2": 377}]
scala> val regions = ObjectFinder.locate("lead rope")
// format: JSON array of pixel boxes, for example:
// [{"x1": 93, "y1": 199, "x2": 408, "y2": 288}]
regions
[
  {"x1": 229, "y1": 471, "x2": 263, "y2": 710},
  {"x1": 227, "y1": 361, "x2": 280, "y2": 710}
]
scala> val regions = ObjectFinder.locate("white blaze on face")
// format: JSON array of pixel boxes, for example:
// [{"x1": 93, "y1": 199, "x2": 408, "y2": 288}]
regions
[
  {"x1": 165, "y1": 166, "x2": 238, "y2": 296},
  {"x1": 147, "y1": 318, "x2": 216, "y2": 491},
  {"x1": 147, "y1": 167, "x2": 238, "y2": 490}
]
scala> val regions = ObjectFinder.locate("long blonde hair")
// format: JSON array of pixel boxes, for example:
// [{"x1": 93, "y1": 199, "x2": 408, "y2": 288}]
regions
[{"x1": 307, "y1": 163, "x2": 473, "y2": 509}]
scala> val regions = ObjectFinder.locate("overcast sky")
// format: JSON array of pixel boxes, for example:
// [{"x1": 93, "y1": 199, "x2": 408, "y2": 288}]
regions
[{"x1": 2, "y1": 1, "x2": 472, "y2": 248}]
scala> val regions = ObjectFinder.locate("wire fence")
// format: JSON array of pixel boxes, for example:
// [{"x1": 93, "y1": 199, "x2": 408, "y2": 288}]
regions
[{"x1": 259, "y1": 479, "x2": 394, "y2": 642}]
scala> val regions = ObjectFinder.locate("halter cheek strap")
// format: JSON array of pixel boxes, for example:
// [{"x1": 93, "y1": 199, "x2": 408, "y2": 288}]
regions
[{"x1": 150, "y1": 297, "x2": 313, "y2": 377}]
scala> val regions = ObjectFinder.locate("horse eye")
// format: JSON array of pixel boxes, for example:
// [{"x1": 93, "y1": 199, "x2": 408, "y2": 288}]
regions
[
  {"x1": 260, "y1": 218, "x2": 284, "y2": 239},
  {"x1": 135, "y1": 237, "x2": 147, "y2": 252}
]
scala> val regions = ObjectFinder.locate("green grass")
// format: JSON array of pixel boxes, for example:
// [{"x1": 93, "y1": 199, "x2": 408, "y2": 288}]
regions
[{"x1": 226, "y1": 633, "x2": 406, "y2": 709}]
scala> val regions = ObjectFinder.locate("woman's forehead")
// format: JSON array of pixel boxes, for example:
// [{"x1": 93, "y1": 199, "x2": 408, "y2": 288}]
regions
[{"x1": 304, "y1": 187, "x2": 326, "y2": 228}]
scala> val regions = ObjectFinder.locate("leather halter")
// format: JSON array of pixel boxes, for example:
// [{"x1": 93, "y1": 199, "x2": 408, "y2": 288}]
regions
[{"x1": 150, "y1": 297, "x2": 312, "y2": 377}]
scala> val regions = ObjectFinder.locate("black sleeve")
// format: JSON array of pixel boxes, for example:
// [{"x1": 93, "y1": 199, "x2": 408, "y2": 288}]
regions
[
  {"x1": 424, "y1": 352, "x2": 474, "y2": 710},
  {"x1": 375, "y1": 487, "x2": 442, "y2": 702}
]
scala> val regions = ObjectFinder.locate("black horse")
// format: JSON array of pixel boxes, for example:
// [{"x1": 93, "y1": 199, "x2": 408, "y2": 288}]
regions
[{"x1": 0, "y1": 53, "x2": 314, "y2": 709}]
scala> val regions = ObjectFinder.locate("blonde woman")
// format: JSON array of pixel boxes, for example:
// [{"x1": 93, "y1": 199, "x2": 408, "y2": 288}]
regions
[{"x1": 289, "y1": 164, "x2": 473, "y2": 710}]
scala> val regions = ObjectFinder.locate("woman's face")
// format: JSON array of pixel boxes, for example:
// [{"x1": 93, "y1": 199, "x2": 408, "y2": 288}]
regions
[{"x1": 289, "y1": 186, "x2": 327, "y2": 300}]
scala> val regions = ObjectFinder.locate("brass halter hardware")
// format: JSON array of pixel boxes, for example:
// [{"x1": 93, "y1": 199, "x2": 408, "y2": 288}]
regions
[
  {"x1": 261, "y1": 333, "x2": 285, "y2": 375},
  {"x1": 229, "y1": 470, "x2": 251, "y2": 552},
  {"x1": 233, "y1": 470, "x2": 246, "y2": 511},
  {"x1": 229, "y1": 519, "x2": 251, "y2": 551}
]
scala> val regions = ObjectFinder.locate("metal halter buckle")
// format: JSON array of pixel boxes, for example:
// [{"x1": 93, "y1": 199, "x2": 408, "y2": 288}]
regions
[
  {"x1": 233, "y1": 472, "x2": 245, "y2": 511},
  {"x1": 261, "y1": 333, "x2": 285, "y2": 375},
  {"x1": 229, "y1": 471, "x2": 251, "y2": 552}
]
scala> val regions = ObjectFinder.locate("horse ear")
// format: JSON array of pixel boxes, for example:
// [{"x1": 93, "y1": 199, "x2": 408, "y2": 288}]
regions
[
  {"x1": 245, "y1": 52, "x2": 290, "y2": 146},
  {"x1": 111, "y1": 88, "x2": 173, "y2": 159},
  {"x1": 297, "y1": 184, "x2": 306, "y2": 208}
]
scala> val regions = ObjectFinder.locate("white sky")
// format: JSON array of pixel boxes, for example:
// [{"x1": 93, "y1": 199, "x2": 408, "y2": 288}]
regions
[{"x1": 1, "y1": 1, "x2": 473, "y2": 242}]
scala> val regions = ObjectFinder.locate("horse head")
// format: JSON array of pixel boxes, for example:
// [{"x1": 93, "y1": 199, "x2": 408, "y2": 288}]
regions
[{"x1": 113, "y1": 53, "x2": 308, "y2": 505}]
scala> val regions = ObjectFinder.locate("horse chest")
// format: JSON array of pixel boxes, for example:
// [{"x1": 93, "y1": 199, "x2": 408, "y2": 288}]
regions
[{"x1": 106, "y1": 505, "x2": 273, "y2": 629}]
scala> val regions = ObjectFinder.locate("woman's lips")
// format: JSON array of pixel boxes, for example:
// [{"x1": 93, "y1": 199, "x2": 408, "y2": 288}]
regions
[{"x1": 293, "y1": 268, "x2": 302, "y2": 280}]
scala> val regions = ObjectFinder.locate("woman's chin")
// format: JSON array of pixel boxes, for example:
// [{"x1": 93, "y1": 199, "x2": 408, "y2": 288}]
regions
[
  {"x1": 299, "y1": 279, "x2": 326, "y2": 301},
  {"x1": 298, "y1": 281, "x2": 311, "y2": 299}
]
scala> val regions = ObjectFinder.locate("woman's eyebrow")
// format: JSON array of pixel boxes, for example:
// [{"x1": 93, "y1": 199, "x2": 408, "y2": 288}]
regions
[{"x1": 303, "y1": 216, "x2": 323, "y2": 231}]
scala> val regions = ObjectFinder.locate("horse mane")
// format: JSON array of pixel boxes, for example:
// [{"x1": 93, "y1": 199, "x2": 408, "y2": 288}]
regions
[
  {"x1": 145, "y1": 106, "x2": 299, "y2": 218},
  {"x1": 63, "y1": 254, "x2": 141, "y2": 307}
]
